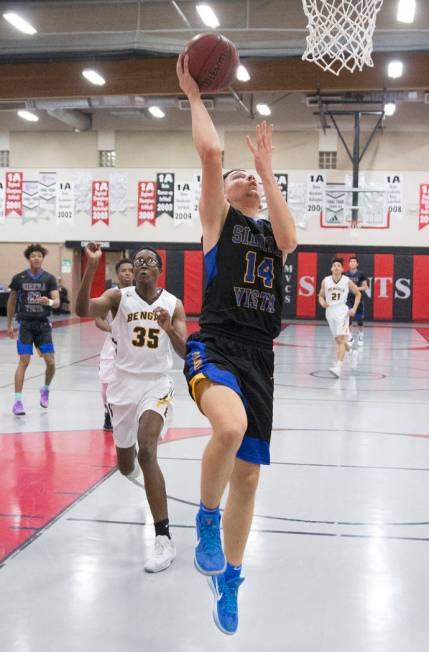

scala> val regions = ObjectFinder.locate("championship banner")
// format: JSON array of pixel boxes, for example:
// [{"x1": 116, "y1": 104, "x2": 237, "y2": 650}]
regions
[
  {"x1": 22, "y1": 178, "x2": 39, "y2": 222},
  {"x1": 137, "y1": 180, "x2": 157, "y2": 226},
  {"x1": 5, "y1": 171, "x2": 23, "y2": 217},
  {"x1": 323, "y1": 183, "x2": 347, "y2": 226},
  {"x1": 418, "y1": 183, "x2": 429, "y2": 231},
  {"x1": 56, "y1": 179, "x2": 74, "y2": 225},
  {"x1": 274, "y1": 173, "x2": 288, "y2": 200},
  {"x1": 385, "y1": 173, "x2": 403, "y2": 219},
  {"x1": 156, "y1": 172, "x2": 175, "y2": 219},
  {"x1": 306, "y1": 172, "x2": 325, "y2": 220},
  {"x1": 174, "y1": 180, "x2": 194, "y2": 226},
  {"x1": 91, "y1": 180, "x2": 109, "y2": 225},
  {"x1": 38, "y1": 171, "x2": 56, "y2": 221},
  {"x1": 0, "y1": 172, "x2": 4, "y2": 224}
]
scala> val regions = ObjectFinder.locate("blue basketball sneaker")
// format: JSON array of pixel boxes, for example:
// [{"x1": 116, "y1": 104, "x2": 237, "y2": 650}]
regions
[
  {"x1": 194, "y1": 510, "x2": 226, "y2": 575},
  {"x1": 207, "y1": 573, "x2": 245, "y2": 635}
]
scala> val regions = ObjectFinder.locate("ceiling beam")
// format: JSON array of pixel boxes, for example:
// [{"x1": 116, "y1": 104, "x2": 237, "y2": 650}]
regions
[{"x1": 0, "y1": 51, "x2": 428, "y2": 101}]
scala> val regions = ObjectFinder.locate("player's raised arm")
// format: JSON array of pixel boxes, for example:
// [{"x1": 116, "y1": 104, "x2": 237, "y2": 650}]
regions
[
  {"x1": 75, "y1": 243, "x2": 120, "y2": 318},
  {"x1": 246, "y1": 122, "x2": 297, "y2": 254},
  {"x1": 176, "y1": 55, "x2": 228, "y2": 244}
]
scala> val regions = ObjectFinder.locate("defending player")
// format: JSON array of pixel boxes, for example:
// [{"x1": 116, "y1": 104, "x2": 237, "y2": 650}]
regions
[
  {"x1": 177, "y1": 54, "x2": 297, "y2": 635},
  {"x1": 76, "y1": 243, "x2": 187, "y2": 573},
  {"x1": 319, "y1": 257, "x2": 361, "y2": 378},
  {"x1": 345, "y1": 255, "x2": 368, "y2": 346},
  {"x1": 95, "y1": 257, "x2": 134, "y2": 430},
  {"x1": 7, "y1": 243, "x2": 60, "y2": 415}
]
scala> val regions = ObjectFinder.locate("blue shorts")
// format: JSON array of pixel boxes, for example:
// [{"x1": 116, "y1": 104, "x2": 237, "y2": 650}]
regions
[
  {"x1": 17, "y1": 319, "x2": 55, "y2": 355},
  {"x1": 184, "y1": 330, "x2": 274, "y2": 465}
]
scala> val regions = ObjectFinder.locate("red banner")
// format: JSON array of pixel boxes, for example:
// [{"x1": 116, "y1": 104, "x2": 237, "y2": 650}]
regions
[
  {"x1": 418, "y1": 183, "x2": 429, "y2": 231},
  {"x1": 91, "y1": 181, "x2": 109, "y2": 225},
  {"x1": 5, "y1": 171, "x2": 23, "y2": 217},
  {"x1": 372, "y1": 254, "x2": 394, "y2": 320},
  {"x1": 137, "y1": 181, "x2": 157, "y2": 226}
]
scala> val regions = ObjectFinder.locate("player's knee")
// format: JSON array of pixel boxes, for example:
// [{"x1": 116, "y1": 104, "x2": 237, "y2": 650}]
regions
[
  {"x1": 45, "y1": 356, "x2": 55, "y2": 369},
  {"x1": 236, "y1": 464, "x2": 260, "y2": 496},
  {"x1": 137, "y1": 438, "x2": 158, "y2": 467},
  {"x1": 19, "y1": 356, "x2": 31, "y2": 368},
  {"x1": 215, "y1": 425, "x2": 245, "y2": 451}
]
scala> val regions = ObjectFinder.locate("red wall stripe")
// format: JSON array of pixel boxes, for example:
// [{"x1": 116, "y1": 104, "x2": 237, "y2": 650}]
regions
[
  {"x1": 373, "y1": 254, "x2": 394, "y2": 320},
  {"x1": 157, "y1": 249, "x2": 166, "y2": 289},
  {"x1": 184, "y1": 250, "x2": 203, "y2": 315},
  {"x1": 296, "y1": 252, "x2": 317, "y2": 318},
  {"x1": 81, "y1": 251, "x2": 106, "y2": 298},
  {"x1": 412, "y1": 255, "x2": 429, "y2": 321}
]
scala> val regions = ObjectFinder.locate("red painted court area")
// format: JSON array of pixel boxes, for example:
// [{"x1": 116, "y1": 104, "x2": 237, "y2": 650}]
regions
[{"x1": 0, "y1": 429, "x2": 117, "y2": 563}]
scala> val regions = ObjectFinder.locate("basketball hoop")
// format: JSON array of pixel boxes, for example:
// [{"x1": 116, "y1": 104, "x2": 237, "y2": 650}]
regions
[{"x1": 301, "y1": 0, "x2": 384, "y2": 76}]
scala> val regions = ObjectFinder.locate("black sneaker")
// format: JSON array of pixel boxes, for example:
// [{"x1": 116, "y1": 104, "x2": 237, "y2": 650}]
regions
[{"x1": 103, "y1": 411, "x2": 113, "y2": 431}]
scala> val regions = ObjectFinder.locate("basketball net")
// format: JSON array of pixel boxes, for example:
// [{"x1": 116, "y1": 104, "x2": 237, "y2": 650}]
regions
[{"x1": 301, "y1": 0, "x2": 384, "y2": 76}]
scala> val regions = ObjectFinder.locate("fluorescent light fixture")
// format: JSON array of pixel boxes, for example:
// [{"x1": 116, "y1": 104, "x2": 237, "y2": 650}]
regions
[
  {"x1": 196, "y1": 4, "x2": 220, "y2": 29},
  {"x1": 82, "y1": 69, "x2": 106, "y2": 86},
  {"x1": 236, "y1": 65, "x2": 251, "y2": 82},
  {"x1": 388, "y1": 60, "x2": 403, "y2": 78},
  {"x1": 148, "y1": 106, "x2": 165, "y2": 119},
  {"x1": 3, "y1": 12, "x2": 37, "y2": 35},
  {"x1": 397, "y1": 0, "x2": 416, "y2": 23},
  {"x1": 384, "y1": 102, "x2": 396, "y2": 116},
  {"x1": 256, "y1": 103, "x2": 271, "y2": 116},
  {"x1": 17, "y1": 109, "x2": 39, "y2": 122}
]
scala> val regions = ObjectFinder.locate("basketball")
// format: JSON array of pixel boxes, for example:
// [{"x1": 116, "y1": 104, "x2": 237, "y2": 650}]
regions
[{"x1": 182, "y1": 32, "x2": 239, "y2": 92}]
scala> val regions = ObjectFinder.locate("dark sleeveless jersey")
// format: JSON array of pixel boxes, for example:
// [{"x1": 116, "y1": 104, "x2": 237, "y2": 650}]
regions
[
  {"x1": 344, "y1": 269, "x2": 367, "y2": 307},
  {"x1": 9, "y1": 269, "x2": 57, "y2": 320},
  {"x1": 199, "y1": 205, "x2": 284, "y2": 345}
]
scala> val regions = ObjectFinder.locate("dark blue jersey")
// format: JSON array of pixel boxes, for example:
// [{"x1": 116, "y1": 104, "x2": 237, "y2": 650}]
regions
[
  {"x1": 199, "y1": 206, "x2": 284, "y2": 346},
  {"x1": 10, "y1": 269, "x2": 57, "y2": 320},
  {"x1": 344, "y1": 270, "x2": 367, "y2": 307}
]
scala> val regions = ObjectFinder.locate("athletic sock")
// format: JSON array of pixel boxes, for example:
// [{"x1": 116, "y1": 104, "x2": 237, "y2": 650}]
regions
[
  {"x1": 154, "y1": 518, "x2": 171, "y2": 539},
  {"x1": 42, "y1": 384, "x2": 49, "y2": 391},
  {"x1": 199, "y1": 501, "x2": 220, "y2": 517},
  {"x1": 224, "y1": 562, "x2": 242, "y2": 581},
  {"x1": 15, "y1": 392, "x2": 22, "y2": 401}
]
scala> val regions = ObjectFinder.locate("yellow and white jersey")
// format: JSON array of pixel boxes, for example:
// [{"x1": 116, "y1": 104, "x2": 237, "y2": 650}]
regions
[
  {"x1": 323, "y1": 275, "x2": 349, "y2": 309},
  {"x1": 111, "y1": 287, "x2": 177, "y2": 375}
]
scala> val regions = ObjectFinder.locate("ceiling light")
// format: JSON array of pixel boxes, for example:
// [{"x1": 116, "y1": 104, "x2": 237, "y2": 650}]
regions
[
  {"x1": 387, "y1": 60, "x2": 403, "y2": 78},
  {"x1": 384, "y1": 102, "x2": 396, "y2": 116},
  {"x1": 397, "y1": 0, "x2": 416, "y2": 23},
  {"x1": 17, "y1": 109, "x2": 39, "y2": 122},
  {"x1": 256, "y1": 103, "x2": 271, "y2": 116},
  {"x1": 3, "y1": 12, "x2": 37, "y2": 35},
  {"x1": 82, "y1": 69, "x2": 106, "y2": 86},
  {"x1": 236, "y1": 65, "x2": 251, "y2": 82},
  {"x1": 196, "y1": 4, "x2": 220, "y2": 29},
  {"x1": 148, "y1": 106, "x2": 165, "y2": 119}
]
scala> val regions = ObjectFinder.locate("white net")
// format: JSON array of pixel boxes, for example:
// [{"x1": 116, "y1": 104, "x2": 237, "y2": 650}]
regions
[{"x1": 301, "y1": 0, "x2": 384, "y2": 76}]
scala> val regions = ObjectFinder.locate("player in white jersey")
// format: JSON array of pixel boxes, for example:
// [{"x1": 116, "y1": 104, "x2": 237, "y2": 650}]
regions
[
  {"x1": 95, "y1": 257, "x2": 134, "y2": 430},
  {"x1": 318, "y1": 257, "x2": 361, "y2": 378},
  {"x1": 76, "y1": 242, "x2": 188, "y2": 573}
]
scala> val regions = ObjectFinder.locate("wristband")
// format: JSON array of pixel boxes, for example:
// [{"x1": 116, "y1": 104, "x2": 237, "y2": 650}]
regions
[{"x1": 48, "y1": 299, "x2": 54, "y2": 307}]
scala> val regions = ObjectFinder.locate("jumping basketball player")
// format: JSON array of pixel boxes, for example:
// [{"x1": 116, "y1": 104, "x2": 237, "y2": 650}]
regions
[
  {"x1": 177, "y1": 54, "x2": 297, "y2": 635},
  {"x1": 76, "y1": 243, "x2": 187, "y2": 573},
  {"x1": 7, "y1": 244, "x2": 60, "y2": 415},
  {"x1": 345, "y1": 255, "x2": 368, "y2": 346},
  {"x1": 95, "y1": 257, "x2": 134, "y2": 430},
  {"x1": 319, "y1": 257, "x2": 361, "y2": 378}
]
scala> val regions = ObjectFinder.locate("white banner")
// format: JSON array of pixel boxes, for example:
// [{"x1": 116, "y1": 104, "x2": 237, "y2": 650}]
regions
[
  {"x1": 385, "y1": 173, "x2": 403, "y2": 219},
  {"x1": 38, "y1": 171, "x2": 56, "y2": 221},
  {"x1": 306, "y1": 172, "x2": 325, "y2": 220},
  {"x1": 56, "y1": 179, "x2": 75, "y2": 225},
  {"x1": 174, "y1": 180, "x2": 194, "y2": 226}
]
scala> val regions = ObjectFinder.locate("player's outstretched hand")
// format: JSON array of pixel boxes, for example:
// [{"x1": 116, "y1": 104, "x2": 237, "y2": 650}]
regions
[
  {"x1": 246, "y1": 121, "x2": 274, "y2": 179},
  {"x1": 176, "y1": 54, "x2": 200, "y2": 101},
  {"x1": 84, "y1": 242, "x2": 103, "y2": 266},
  {"x1": 153, "y1": 307, "x2": 172, "y2": 333}
]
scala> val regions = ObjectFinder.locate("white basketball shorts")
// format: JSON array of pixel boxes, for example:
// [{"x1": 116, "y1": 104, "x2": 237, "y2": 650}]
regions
[
  {"x1": 326, "y1": 305, "x2": 350, "y2": 338},
  {"x1": 106, "y1": 372, "x2": 174, "y2": 448}
]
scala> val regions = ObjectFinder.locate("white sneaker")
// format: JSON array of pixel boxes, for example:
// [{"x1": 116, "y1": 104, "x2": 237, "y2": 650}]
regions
[
  {"x1": 144, "y1": 535, "x2": 176, "y2": 573},
  {"x1": 329, "y1": 365, "x2": 341, "y2": 378}
]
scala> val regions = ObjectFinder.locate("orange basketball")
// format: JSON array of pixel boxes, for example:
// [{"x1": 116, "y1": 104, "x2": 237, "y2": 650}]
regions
[{"x1": 182, "y1": 32, "x2": 240, "y2": 92}]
